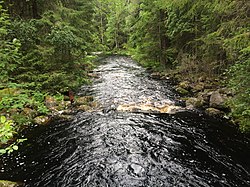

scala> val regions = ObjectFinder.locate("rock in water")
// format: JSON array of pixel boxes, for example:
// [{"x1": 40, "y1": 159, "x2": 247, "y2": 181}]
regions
[
  {"x1": 117, "y1": 103, "x2": 183, "y2": 114},
  {"x1": 34, "y1": 116, "x2": 50, "y2": 125},
  {"x1": 205, "y1": 108, "x2": 225, "y2": 117}
]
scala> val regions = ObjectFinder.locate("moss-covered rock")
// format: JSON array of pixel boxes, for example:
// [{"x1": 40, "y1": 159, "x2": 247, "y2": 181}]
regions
[
  {"x1": 192, "y1": 82, "x2": 205, "y2": 93},
  {"x1": 176, "y1": 87, "x2": 189, "y2": 95},
  {"x1": 186, "y1": 97, "x2": 204, "y2": 109},
  {"x1": 209, "y1": 91, "x2": 227, "y2": 109},
  {"x1": 21, "y1": 108, "x2": 37, "y2": 118},
  {"x1": 179, "y1": 81, "x2": 191, "y2": 90},
  {"x1": 197, "y1": 90, "x2": 213, "y2": 105},
  {"x1": 77, "y1": 105, "x2": 91, "y2": 112},
  {"x1": 76, "y1": 96, "x2": 94, "y2": 105},
  {"x1": 45, "y1": 96, "x2": 57, "y2": 110},
  {"x1": 205, "y1": 108, "x2": 225, "y2": 117}
]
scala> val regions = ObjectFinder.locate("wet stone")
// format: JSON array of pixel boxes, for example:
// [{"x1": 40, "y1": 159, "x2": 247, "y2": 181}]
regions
[{"x1": 128, "y1": 164, "x2": 145, "y2": 176}]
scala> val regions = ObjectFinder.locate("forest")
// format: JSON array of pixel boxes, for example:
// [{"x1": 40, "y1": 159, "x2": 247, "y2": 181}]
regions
[{"x1": 0, "y1": 0, "x2": 249, "y2": 155}]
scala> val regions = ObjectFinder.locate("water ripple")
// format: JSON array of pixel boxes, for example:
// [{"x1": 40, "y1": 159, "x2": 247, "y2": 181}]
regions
[{"x1": 0, "y1": 56, "x2": 250, "y2": 187}]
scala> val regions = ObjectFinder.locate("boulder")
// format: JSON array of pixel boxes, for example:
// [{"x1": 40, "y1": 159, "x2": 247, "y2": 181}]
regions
[
  {"x1": 186, "y1": 97, "x2": 204, "y2": 109},
  {"x1": 218, "y1": 87, "x2": 234, "y2": 96},
  {"x1": 89, "y1": 101, "x2": 99, "y2": 108},
  {"x1": 87, "y1": 73, "x2": 99, "y2": 78},
  {"x1": 9, "y1": 108, "x2": 20, "y2": 116},
  {"x1": 197, "y1": 90, "x2": 213, "y2": 105},
  {"x1": 179, "y1": 81, "x2": 191, "y2": 90},
  {"x1": 45, "y1": 96, "x2": 57, "y2": 109},
  {"x1": 59, "y1": 115, "x2": 74, "y2": 121},
  {"x1": 34, "y1": 116, "x2": 50, "y2": 125},
  {"x1": 150, "y1": 72, "x2": 162, "y2": 79},
  {"x1": 192, "y1": 82, "x2": 205, "y2": 93},
  {"x1": 76, "y1": 96, "x2": 94, "y2": 105},
  {"x1": 77, "y1": 105, "x2": 91, "y2": 112},
  {"x1": 59, "y1": 109, "x2": 72, "y2": 115},
  {"x1": 209, "y1": 91, "x2": 226, "y2": 109},
  {"x1": 176, "y1": 87, "x2": 189, "y2": 95},
  {"x1": 22, "y1": 108, "x2": 37, "y2": 118},
  {"x1": 205, "y1": 108, "x2": 225, "y2": 117}
]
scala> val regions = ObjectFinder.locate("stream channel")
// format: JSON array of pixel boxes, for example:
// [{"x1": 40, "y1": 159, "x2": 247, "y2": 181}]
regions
[{"x1": 0, "y1": 56, "x2": 250, "y2": 187}]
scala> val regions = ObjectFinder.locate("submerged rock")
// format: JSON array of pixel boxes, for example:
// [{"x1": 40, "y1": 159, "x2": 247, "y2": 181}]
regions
[{"x1": 117, "y1": 103, "x2": 183, "y2": 114}]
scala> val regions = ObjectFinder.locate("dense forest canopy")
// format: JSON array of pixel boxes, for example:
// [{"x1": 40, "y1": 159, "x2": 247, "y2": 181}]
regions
[{"x1": 0, "y1": 0, "x2": 249, "y2": 153}]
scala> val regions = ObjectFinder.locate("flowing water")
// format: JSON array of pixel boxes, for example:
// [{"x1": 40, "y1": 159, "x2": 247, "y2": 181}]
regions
[{"x1": 1, "y1": 56, "x2": 250, "y2": 187}]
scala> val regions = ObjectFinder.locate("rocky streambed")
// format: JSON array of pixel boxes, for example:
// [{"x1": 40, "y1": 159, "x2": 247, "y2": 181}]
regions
[{"x1": 150, "y1": 71, "x2": 233, "y2": 119}]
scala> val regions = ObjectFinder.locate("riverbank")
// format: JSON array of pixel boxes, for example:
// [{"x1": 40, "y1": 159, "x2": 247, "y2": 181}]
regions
[
  {"x1": 0, "y1": 54, "x2": 102, "y2": 156},
  {"x1": 1, "y1": 55, "x2": 249, "y2": 186},
  {"x1": 0, "y1": 95, "x2": 98, "y2": 186},
  {"x1": 149, "y1": 69, "x2": 235, "y2": 123}
]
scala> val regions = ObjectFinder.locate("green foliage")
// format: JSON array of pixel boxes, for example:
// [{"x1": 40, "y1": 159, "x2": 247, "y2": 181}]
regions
[
  {"x1": 10, "y1": 20, "x2": 38, "y2": 51},
  {"x1": 0, "y1": 0, "x2": 98, "y2": 154},
  {"x1": 125, "y1": 0, "x2": 169, "y2": 67},
  {"x1": 0, "y1": 3, "x2": 21, "y2": 84},
  {"x1": 123, "y1": 0, "x2": 250, "y2": 132},
  {"x1": 0, "y1": 87, "x2": 49, "y2": 116},
  {"x1": 49, "y1": 25, "x2": 78, "y2": 46},
  {"x1": 93, "y1": 0, "x2": 130, "y2": 51},
  {"x1": 0, "y1": 116, "x2": 15, "y2": 144},
  {"x1": 227, "y1": 55, "x2": 250, "y2": 132},
  {"x1": 1, "y1": 0, "x2": 248, "y2": 135},
  {"x1": 0, "y1": 115, "x2": 27, "y2": 156},
  {"x1": 3, "y1": 0, "x2": 96, "y2": 93}
]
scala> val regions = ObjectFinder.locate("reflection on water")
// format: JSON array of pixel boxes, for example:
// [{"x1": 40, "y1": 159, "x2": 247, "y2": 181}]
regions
[{"x1": 0, "y1": 56, "x2": 250, "y2": 187}]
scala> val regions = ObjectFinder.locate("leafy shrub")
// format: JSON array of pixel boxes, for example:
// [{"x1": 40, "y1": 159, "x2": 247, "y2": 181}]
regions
[
  {"x1": 227, "y1": 56, "x2": 250, "y2": 132},
  {"x1": 0, "y1": 116, "x2": 15, "y2": 145},
  {"x1": 0, "y1": 115, "x2": 27, "y2": 155},
  {"x1": 0, "y1": 85, "x2": 49, "y2": 118}
]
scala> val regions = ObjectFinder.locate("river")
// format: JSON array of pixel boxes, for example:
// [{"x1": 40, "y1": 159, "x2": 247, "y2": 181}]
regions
[{"x1": 0, "y1": 56, "x2": 250, "y2": 186}]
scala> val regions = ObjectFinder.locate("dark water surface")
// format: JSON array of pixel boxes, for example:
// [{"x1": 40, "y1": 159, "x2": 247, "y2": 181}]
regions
[{"x1": 1, "y1": 56, "x2": 250, "y2": 187}]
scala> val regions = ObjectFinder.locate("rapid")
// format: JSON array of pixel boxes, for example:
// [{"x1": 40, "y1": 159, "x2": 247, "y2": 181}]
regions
[{"x1": 0, "y1": 56, "x2": 249, "y2": 187}]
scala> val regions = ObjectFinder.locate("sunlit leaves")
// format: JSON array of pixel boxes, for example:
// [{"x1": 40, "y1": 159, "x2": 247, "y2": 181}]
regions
[{"x1": 0, "y1": 116, "x2": 15, "y2": 144}]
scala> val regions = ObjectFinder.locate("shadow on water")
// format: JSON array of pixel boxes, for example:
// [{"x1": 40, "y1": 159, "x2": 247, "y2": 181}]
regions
[{"x1": 1, "y1": 56, "x2": 250, "y2": 187}]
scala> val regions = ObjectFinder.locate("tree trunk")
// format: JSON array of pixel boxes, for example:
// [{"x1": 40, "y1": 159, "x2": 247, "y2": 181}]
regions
[
  {"x1": 32, "y1": 0, "x2": 39, "y2": 18},
  {"x1": 158, "y1": 10, "x2": 168, "y2": 66}
]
